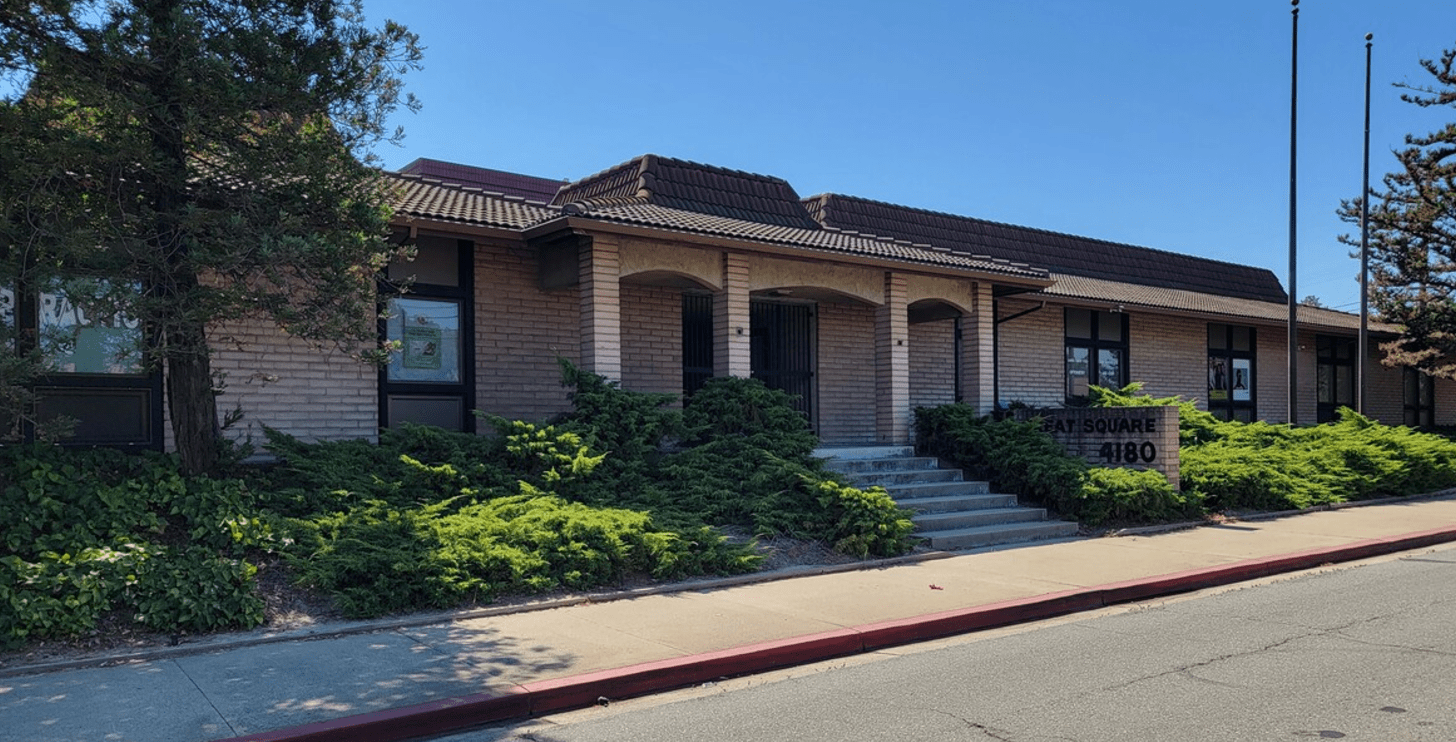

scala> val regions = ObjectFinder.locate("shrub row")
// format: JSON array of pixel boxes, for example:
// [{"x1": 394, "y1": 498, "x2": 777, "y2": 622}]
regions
[{"x1": 917, "y1": 383, "x2": 1456, "y2": 528}]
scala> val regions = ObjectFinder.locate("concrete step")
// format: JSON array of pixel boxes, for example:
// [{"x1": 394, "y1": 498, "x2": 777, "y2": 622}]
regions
[
  {"x1": 845, "y1": 468, "x2": 964, "y2": 487},
  {"x1": 892, "y1": 493, "x2": 1018, "y2": 513},
  {"x1": 911, "y1": 506, "x2": 1055, "y2": 531},
  {"x1": 916, "y1": 520, "x2": 1081, "y2": 551},
  {"x1": 814, "y1": 445, "x2": 915, "y2": 460},
  {"x1": 882, "y1": 480, "x2": 992, "y2": 499},
  {"x1": 823, "y1": 456, "x2": 942, "y2": 474}
]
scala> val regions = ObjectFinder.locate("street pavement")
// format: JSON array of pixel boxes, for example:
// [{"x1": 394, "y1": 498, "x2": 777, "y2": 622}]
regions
[{"x1": 4, "y1": 495, "x2": 1456, "y2": 742}]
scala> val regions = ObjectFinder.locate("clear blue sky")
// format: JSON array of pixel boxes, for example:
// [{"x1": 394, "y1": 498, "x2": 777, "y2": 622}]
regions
[{"x1": 363, "y1": 0, "x2": 1456, "y2": 314}]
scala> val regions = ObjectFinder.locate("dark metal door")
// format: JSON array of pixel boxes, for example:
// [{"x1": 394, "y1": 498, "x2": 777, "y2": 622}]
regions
[{"x1": 751, "y1": 300, "x2": 814, "y2": 422}]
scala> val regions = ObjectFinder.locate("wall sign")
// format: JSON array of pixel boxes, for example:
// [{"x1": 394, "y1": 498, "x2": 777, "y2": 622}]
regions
[{"x1": 1015, "y1": 406, "x2": 1180, "y2": 490}]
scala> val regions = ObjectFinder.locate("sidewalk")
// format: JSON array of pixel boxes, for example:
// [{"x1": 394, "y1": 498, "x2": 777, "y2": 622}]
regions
[{"x1": 5, "y1": 495, "x2": 1456, "y2": 742}]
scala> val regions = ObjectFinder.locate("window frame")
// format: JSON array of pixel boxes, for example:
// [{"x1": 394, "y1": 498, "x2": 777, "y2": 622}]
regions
[
  {"x1": 1207, "y1": 323, "x2": 1257, "y2": 422},
  {"x1": 13, "y1": 278, "x2": 163, "y2": 449},
  {"x1": 1315, "y1": 335, "x2": 1356, "y2": 423},
  {"x1": 1403, "y1": 367, "x2": 1435, "y2": 429},
  {"x1": 1064, "y1": 307, "x2": 1129, "y2": 403},
  {"x1": 378, "y1": 236, "x2": 475, "y2": 433}
]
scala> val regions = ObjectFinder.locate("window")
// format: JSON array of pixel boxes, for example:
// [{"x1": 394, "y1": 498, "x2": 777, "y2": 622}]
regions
[
  {"x1": 1208, "y1": 323, "x2": 1256, "y2": 422},
  {"x1": 1404, "y1": 368, "x2": 1435, "y2": 428},
  {"x1": 17, "y1": 278, "x2": 162, "y2": 447},
  {"x1": 1316, "y1": 335, "x2": 1356, "y2": 423},
  {"x1": 1065, "y1": 308, "x2": 1127, "y2": 402},
  {"x1": 380, "y1": 236, "x2": 474, "y2": 432}
]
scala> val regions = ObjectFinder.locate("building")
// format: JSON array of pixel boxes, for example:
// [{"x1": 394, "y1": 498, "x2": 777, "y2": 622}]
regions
[{"x1": 37, "y1": 154, "x2": 1454, "y2": 449}]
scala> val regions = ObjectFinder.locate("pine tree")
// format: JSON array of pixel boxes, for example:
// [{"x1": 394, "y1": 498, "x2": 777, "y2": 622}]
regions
[
  {"x1": 0, "y1": 0, "x2": 420, "y2": 472},
  {"x1": 1341, "y1": 46, "x2": 1456, "y2": 377}
]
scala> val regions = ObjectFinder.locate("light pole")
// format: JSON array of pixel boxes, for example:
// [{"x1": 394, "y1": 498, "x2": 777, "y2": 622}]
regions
[
  {"x1": 1287, "y1": 0, "x2": 1300, "y2": 425},
  {"x1": 1358, "y1": 33, "x2": 1373, "y2": 415}
]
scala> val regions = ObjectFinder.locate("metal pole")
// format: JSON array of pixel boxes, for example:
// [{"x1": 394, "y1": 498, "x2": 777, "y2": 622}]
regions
[
  {"x1": 1287, "y1": 0, "x2": 1300, "y2": 425},
  {"x1": 1358, "y1": 33, "x2": 1373, "y2": 415}
]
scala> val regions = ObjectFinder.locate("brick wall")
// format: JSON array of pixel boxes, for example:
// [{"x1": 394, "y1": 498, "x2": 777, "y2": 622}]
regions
[
  {"x1": 910, "y1": 319, "x2": 956, "y2": 409},
  {"x1": 1127, "y1": 312, "x2": 1206, "y2": 402},
  {"x1": 816, "y1": 300, "x2": 876, "y2": 445},
  {"x1": 995, "y1": 298, "x2": 1064, "y2": 408},
  {"x1": 208, "y1": 319, "x2": 377, "y2": 444},
  {"x1": 474, "y1": 239, "x2": 578, "y2": 422},
  {"x1": 621, "y1": 284, "x2": 683, "y2": 398}
]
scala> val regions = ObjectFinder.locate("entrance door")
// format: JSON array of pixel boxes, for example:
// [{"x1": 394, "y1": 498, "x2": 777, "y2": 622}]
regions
[{"x1": 750, "y1": 300, "x2": 814, "y2": 423}]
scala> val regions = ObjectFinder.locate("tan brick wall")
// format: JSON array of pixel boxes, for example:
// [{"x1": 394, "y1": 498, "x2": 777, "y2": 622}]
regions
[
  {"x1": 995, "y1": 298, "x2": 1064, "y2": 408},
  {"x1": 621, "y1": 284, "x2": 683, "y2": 398},
  {"x1": 474, "y1": 239, "x2": 578, "y2": 423},
  {"x1": 910, "y1": 319, "x2": 956, "y2": 409},
  {"x1": 1127, "y1": 312, "x2": 1207, "y2": 402},
  {"x1": 816, "y1": 300, "x2": 876, "y2": 445},
  {"x1": 208, "y1": 319, "x2": 377, "y2": 445}
]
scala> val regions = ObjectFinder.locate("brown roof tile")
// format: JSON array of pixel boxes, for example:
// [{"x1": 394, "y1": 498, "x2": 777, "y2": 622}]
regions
[
  {"x1": 388, "y1": 174, "x2": 558, "y2": 229},
  {"x1": 805, "y1": 193, "x2": 1290, "y2": 304},
  {"x1": 1039, "y1": 274, "x2": 1392, "y2": 334},
  {"x1": 553, "y1": 155, "x2": 823, "y2": 230},
  {"x1": 397, "y1": 158, "x2": 566, "y2": 202}
]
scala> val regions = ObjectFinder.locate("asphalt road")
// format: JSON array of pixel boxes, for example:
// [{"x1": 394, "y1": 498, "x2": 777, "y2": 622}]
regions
[{"x1": 437, "y1": 545, "x2": 1456, "y2": 742}]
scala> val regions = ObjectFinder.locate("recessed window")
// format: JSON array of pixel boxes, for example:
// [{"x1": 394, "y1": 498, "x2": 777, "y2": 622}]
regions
[
  {"x1": 1404, "y1": 368, "x2": 1435, "y2": 428},
  {"x1": 380, "y1": 237, "x2": 473, "y2": 432},
  {"x1": 1065, "y1": 308, "x2": 1127, "y2": 401},
  {"x1": 1316, "y1": 335, "x2": 1356, "y2": 423},
  {"x1": 1208, "y1": 323, "x2": 1256, "y2": 422},
  {"x1": 10, "y1": 278, "x2": 161, "y2": 448}
]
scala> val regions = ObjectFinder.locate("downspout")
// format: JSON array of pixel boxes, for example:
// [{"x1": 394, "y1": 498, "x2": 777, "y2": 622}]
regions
[{"x1": 993, "y1": 300, "x2": 1046, "y2": 413}]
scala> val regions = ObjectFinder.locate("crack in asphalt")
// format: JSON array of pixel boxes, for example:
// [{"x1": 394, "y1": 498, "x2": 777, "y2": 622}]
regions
[{"x1": 920, "y1": 707, "x2": 1019, "y2": 741}]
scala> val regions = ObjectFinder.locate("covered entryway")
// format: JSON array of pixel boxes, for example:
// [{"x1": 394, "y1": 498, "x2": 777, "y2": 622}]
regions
[{"x1": 751, "y1": 300, "x2": 815, "y2": 424}]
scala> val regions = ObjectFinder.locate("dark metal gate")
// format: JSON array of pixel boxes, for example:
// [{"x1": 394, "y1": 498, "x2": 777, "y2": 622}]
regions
[
  {"x1": 751, "y1": 300, "x2": 814, "y2": 422},
  {"x1": 682, "y1": 293, "x2": 714, "y2": 398}
]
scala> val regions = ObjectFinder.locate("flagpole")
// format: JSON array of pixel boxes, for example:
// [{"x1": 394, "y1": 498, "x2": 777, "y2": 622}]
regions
[{"x1": 1287, "y1": 0, "x2": 1300, "y2": 425}]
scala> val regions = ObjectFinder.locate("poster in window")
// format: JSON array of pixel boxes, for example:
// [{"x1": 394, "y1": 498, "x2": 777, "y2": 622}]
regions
[
  {"x1": 1232, "y1": 358, "x2": 1251, "y2": 402},
  {"x1": 403, "y1": 325, "x2": 442, "y2": 370},
  {"x1": 1208, "y1": 357, "x2": 1228, "y2": 401}
]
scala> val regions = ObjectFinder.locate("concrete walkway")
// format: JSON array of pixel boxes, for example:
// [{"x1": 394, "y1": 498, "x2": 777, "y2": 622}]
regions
[{"x1": 5, "y1": 496, "x2": 1456, "y2": 742}]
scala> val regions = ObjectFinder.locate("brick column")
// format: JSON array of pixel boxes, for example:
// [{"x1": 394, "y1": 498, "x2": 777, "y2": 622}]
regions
[
  {"x1": 962, "y1": 281, "x2": 996, "y2": 415},
  {"x1": 714, "y1": 252, "x2": 751, "y2": 378},
  {"x1": 579, "y1": 236, "x2": 622, "y2": 381},
  {"x1": 876, "y1": 272, "x2": 910, "y2": 443}
]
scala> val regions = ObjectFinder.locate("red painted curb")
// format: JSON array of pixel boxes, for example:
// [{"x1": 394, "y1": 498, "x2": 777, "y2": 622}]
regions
[
  {"x1": 520, "y1": 628, "x2": 863, "y2": 715},
  {"x1": 220, "y1": 526, "x2": 1456, "y2": 742},
  {"x1": 855, "y1": 589, "x2": 1101, "y2": 651},
  {"x1": 215, "y1": 685, "x2": 529, "y2": 742}
]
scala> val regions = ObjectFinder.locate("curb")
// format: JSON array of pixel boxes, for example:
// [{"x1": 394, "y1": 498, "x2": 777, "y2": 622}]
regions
[{"x1": 216, "y1": 525, "x2": 1456, "y2": 742}]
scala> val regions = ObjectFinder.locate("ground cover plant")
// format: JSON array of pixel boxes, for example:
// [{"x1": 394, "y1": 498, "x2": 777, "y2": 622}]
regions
[
  {"x1": 2, "y1": 363, "x2": 913, "y2": 644},
  {"x1": 917, "y1": 383, "x2": 1456, "y2": 528},
  {"x1": 0, "y1": 445, "x2": 270, "y2": 649}
]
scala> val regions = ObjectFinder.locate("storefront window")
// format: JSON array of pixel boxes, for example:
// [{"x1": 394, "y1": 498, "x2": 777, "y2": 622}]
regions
[
  {"x1": 1065, "y1": 308, "x2": 1127, "y2": 402},
  {"x1": 1208, "y1": 323, "x2": 1255, "y2": 421},
  {"x1": 1316, "y1": 336, "x2": 1356, "y2": 423},
  {"x1": 1404, "y1": 368, "x2": 1435, "y2": 428}
]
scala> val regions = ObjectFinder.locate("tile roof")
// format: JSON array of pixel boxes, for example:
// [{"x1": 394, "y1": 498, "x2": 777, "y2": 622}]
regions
[
  {"x1": 561, "y1": 200, "x2": 1051, "y2": 279},
  {"x1": 388, "y1": 173, "x2": 559, "y2": 230},
  {"x1": 804, "y1": 193, "x2": 1290, "y2": 304},
  {"x1": 552, "y1": 155, "x2": 823, "y2": 230},
  {"x1": 386, "y1": 170, "x2": 1048, "y2": 281},
  {"x1": 397, "y1": 158, "x2": 566, "y2": 202},
  {"x1": 1039, "y1": 273, "x2": 1393, "y2": 334}
]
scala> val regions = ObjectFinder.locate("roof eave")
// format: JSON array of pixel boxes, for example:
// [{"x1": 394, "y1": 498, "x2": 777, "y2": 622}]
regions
[{"x1": 524, "y1": 215, "x2": 1054, "y2": 290}]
